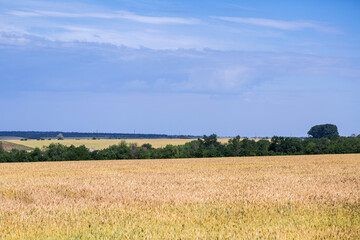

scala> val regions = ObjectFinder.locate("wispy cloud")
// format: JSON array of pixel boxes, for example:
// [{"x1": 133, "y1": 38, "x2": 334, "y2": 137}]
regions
[
  {"x1": 213, "y1": 17, "x2": 341, "y2": 34},
  {"x1": 118, "y1": 11, "x2": 199, "y2": 24},
  {"x1": 0, "y1": 24, "x2": 215, "y2": 50},
  {"x1": 7, "y1": 10, "x2": 200, "y2": 24}
]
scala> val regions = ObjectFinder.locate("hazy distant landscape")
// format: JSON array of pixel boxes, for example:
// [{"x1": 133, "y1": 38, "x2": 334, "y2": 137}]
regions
[
  {"x1": 0, "y1": 125, "x2": 359, "y2": 162},
  {"x1": 0, "y1": 131, "x2": 200, "y2": 140},
  {"x1": 7, "y1": 138, "x2": 231, "y2": 149}
]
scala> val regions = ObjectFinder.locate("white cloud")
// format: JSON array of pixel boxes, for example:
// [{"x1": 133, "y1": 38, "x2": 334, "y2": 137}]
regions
[
  {"x1": 50, "y1": 25, "x2": 209, "y2": 50},
  {"x1": 213, "y1": 17, "x2": 341, "y2": 34},
  {"x1": 172, "y1": 65, "x2": 258, "y2": 93},
  {"x1": 117, "y1": 11, "x2": 200, "y2": 24},
  {"x1": 1, "y1": 33, "x2": 359, "y2": 97},
  {"x1": 0, "y1": 23, "x2": 223, "y2": 50},
  {"x1": 0, "y1": 33, "x2": 29, "y2": 45},
  {"x1": 7, "y1": 10, "x2": 200, "y2": 24}
]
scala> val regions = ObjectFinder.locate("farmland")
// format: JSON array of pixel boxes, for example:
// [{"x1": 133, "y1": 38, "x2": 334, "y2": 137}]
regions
[
  {"x1": 8, "y1": 138, "x2": 232, "y2": 150},
  {"x1": 0, "y1": 141, "x2": 33, "y2": 151},
  {"x1": 0, "y1": 154, "x2": 359, "y2": 239}
]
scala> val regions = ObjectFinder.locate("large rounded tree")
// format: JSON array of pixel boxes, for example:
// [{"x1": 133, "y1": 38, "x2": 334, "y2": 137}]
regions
[
  {"x1": 307, "y1": 124, "x2": 339, "y2": 139},
  {"x1": 56, "y1": 133, "x2": 64, "y2": 140}
]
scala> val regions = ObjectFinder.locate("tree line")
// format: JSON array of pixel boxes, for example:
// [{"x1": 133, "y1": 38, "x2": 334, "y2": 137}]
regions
[
  {"x1": 1, "y1": 134, "x2": 360, "y2": 163},
  {"x1": 0, "y1": 131, "x2": 197, "y2": 140}
]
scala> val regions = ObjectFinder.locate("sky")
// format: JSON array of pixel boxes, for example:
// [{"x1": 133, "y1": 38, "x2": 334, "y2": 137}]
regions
[{"x1": 1, "y1": 0, "x2": 359, "y2": 137}]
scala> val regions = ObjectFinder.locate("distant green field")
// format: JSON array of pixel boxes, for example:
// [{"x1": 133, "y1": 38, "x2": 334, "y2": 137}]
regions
[{"x1": 9, "y1": 138, "x2": 232, "y2": 150}]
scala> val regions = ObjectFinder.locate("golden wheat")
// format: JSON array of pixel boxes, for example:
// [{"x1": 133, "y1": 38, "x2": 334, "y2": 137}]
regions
[
  {"x1": 8, "y1": 138, "x2": 233, "y2": 149},
  {"x1": 0, "y1": 154, "x2": 359, "y2": 239}
]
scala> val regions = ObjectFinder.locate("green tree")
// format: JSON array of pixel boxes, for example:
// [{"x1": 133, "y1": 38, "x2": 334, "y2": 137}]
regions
[
  {"x1": 0, "y1": 141, "x2": 5, "y2": 162},
  {"x1": 44, "y1": 143, "x2": 67, "y2": 161},
  {"x1": 307, "y1": 124, "x2": 339, "y2": 139},
  {"x1": 226, "y1": 136, "x2": 242, "y2": 156},
  {"x1": 56, "y1": 133, "x2": 64, "y2": 140},
  {"x1": 141, "y1": 143, "x2": 153, "y2": 150},
  {"x1": 30, "y1": 148, "x2": 44, "y2": 162}
]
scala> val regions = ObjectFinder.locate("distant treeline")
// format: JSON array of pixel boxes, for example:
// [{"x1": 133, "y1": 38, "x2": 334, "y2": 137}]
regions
[
  {"x1": 1, "y1": 134, "x2": 360, "y2": 163},
  {"x1": 0, "y1": 131, "x2": 197, "y2": 140}
]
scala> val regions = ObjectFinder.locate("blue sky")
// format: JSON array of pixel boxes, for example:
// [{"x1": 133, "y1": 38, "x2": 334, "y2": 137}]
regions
[{"x1": 1, "y1": 0, "x2": 359, "y2": 137}]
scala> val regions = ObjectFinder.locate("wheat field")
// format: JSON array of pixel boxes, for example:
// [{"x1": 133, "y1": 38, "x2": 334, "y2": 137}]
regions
[
  {"x1": 8, "y1": 138, "x2": 232, "y2": 150},
  {"x1": 0, "y1": 154, "x2": 359, "y2": 239}
]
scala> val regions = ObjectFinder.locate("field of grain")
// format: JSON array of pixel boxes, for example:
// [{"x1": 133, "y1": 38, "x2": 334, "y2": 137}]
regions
[
  {"x1": 1, "y1": 154, "x2": 359, "y2": 239},
  {"x1": 8, "y1": 138, "x2": 232, "y2": 150}
]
